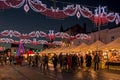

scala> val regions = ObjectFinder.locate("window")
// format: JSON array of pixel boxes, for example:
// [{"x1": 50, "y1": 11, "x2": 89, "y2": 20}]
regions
[{"x1": 111, "y1": 36, "x2": 115, "y2": 41}]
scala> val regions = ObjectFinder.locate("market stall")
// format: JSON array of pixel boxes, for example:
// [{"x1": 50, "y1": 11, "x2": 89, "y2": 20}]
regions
[
  {"x1": 60, "y1": 45, "x2": 76, "y2": 53},
  {"x1": 70, "y1": 43, "x2": 88, "y2": 52},
  {"x1": 101, "y1": 38, "x2": 120, "y2": 62},
  {"x1": 101, "y1": 38, "x2": 120, "y2": 69},
  {"x1": 81, "y1": 40, "x2": 105, "y2": 52}
]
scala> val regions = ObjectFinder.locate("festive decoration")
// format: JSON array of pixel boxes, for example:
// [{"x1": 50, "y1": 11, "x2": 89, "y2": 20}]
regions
[
  {"x1": 92, "y1": 6, "x2": 108, "y2": 26},
  {"x1": 0, "y1": 47, "x2": 4, "y2": 51},
  {"x1": 0, "y1": 0, "x2": 119, "y2": 25},
  {"x1": 76, "y1": 11, "x2": 81, "y2": 19},
  {"x1": 0, "y1": 29, "x2": 91, "y2": 47},
  {"x1": 48, "y1": 30, "x2": 55, "y2": 41},
  {"x1": 0, "y1": 1, "x2": 10, "y2": 9},
  {"x1": 115, "y1": 13, "x2": 120, "y2": 25},
  {"x1": 0, "y1": 38, "x2": 63, "y2": 45},
  {"x1": 24, "y1": 4, "x2": 29, "y2": 12},
  {"x1": 0, "y1": 30, "x2": 91, "y2": 40},
  {"x1": 25, "y1": 50, "x2": 35, "y2": 55},
  {"x1": 16, "y1": 43, "x2": 25, "y2": 56}
]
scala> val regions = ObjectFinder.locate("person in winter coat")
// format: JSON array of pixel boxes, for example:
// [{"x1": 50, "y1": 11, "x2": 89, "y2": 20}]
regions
[
  {"x1": 85, "y1": 53, "x2": 92, "y2": 71},
  {"x1": 93, "y1": 53, "x2": 100, "y2": 71},
  {"x1": 59, "y1": 53, "x2": 63, "y2": 69},
  {"x1": 68, "y1": 54, "x2": 72, "y2": 70},
  {"x1": 52, "y1": 54, "x2": 58, "y2": 71}
]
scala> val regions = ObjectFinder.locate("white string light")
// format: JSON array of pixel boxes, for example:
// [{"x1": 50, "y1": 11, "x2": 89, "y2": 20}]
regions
[{"x1": 0, "y1": 0, "x2": 119, "y2": 25}]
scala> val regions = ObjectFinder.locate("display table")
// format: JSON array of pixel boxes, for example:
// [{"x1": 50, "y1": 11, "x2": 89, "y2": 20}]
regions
[{"x1": 105, "y1": 62, "x2": 120, "y2": 69}]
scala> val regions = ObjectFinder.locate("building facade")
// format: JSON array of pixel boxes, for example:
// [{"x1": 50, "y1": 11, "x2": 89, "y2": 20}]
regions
[{"x1": 72, "y1": 26, "x2": 120, "y2": 46}]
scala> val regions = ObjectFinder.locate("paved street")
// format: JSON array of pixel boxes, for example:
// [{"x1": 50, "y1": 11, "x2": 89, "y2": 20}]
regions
[{"x1": 0, "y1": 65, "x2": 120, "y2": 80}]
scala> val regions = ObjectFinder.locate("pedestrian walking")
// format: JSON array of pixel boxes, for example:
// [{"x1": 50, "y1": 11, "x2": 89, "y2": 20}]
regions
[
  {"x1": 85, "y1": 53, "x2": 92, "y2": 71},
  {"x1": 27, "y1": 56, "x2": 32, "y2": 66},
  {"x1": 9, "y1": 55, "x2": 13, "y2": 64},
  {"x1": 43, "y1": 54, "x2": 49, "y2": 70},
  {"x1": 68, "y1": 54, "x2": 72, "y2": 70},
  {"x1": 78, "y1": 54, "x2": 84, "y2": 69},
  {"x1": 59, "y1": 53, "x2": 63, "y2": 69},
  {"x1": 93, "y1": 53, "x2": 100, "y2": 71},
  {"x1": 52, "y1": 54, "x2": 58, "y2": 71}
]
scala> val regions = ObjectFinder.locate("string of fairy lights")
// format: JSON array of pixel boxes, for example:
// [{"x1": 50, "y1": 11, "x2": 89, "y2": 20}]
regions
[
  {"x1": 0, "y1": 30, "x2": 91, "y2": 45},
  {"x1": 0, "y1": 0, "x2": 119, "y2": 26},
  {"x1": 0, "y1": 0, "x2": 120, "y2": 45}
]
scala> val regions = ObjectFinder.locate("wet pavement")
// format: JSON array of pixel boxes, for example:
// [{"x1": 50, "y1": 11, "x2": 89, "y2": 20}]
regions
[{"x1": 0, "y1": 65, "x2": 120, "y2": 80}]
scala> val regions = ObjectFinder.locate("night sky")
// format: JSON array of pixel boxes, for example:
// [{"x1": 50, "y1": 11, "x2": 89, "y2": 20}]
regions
[
  {"x1": 0, "y1": 0, "x2": 119, "y2": 33},
  {"x1": 0, "y1": 0, "x2": 119, "y2": 48}
]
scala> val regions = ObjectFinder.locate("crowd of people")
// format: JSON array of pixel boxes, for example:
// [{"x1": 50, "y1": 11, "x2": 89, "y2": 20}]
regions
[
  {"x1": 0, "y1": 54, "x2": 23, "y2": 65},
  {"x1": 0, "y1": 52, "x2": 100, "y2": 72}
]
